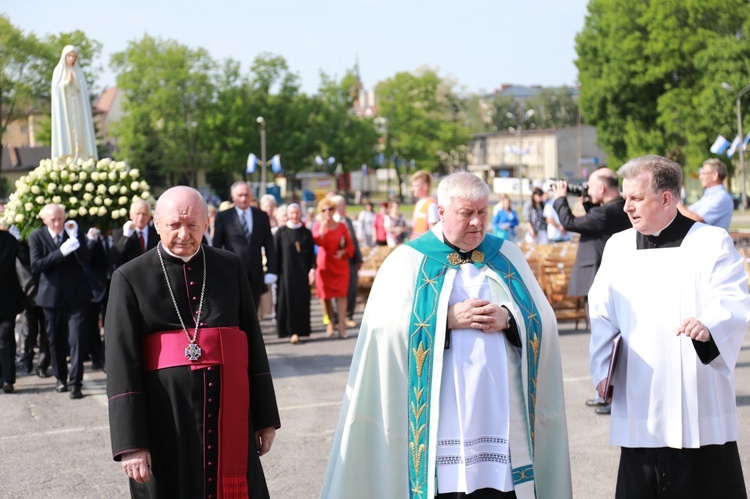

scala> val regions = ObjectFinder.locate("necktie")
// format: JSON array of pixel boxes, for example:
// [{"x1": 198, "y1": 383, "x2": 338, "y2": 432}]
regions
[
  {"x1": 55, "y1": 234, "x2": 62, "y2": 247},
  {"x1": 239, "y1": 210, "x2": 251, "y2": 241},
  {"x1": 138, "y1": 230, "x2": 146, "y2": 253}
]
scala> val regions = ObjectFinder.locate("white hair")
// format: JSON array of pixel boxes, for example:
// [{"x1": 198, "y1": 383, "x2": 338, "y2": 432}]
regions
[{"x1": 437, "y1": 172, "x2": 490, "y2": 208}]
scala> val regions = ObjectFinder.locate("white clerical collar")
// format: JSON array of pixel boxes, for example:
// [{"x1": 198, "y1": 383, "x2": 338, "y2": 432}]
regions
[
  {"x1": 159, "y1": 242, "x2": 201, "y2": 263},
  {"x1": 650, "y1": 211, "x2": 678, "y2": 237},
  {"x1": 286, "y1": 221, "x2": 303, "y2": 229}
]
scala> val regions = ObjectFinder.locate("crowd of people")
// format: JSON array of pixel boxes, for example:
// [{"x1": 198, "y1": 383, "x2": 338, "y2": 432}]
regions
[{"x1": 0, "y1": 156, "x2": 748, "y2": 498}]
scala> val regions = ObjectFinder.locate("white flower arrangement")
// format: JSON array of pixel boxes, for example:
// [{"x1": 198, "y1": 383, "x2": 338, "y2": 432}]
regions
[{"x1": 2, "y1": 157, "x2": 154, "y2": 240}]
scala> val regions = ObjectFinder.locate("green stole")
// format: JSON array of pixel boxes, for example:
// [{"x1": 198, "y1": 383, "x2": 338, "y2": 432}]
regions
[{"x1": 405, "y1": 231, "x2": 542, "y2": 498}]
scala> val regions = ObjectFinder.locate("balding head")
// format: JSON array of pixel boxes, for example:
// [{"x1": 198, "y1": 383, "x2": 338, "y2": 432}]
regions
[
  {"x1": 587, "y1": 168, "x2": 620, "y2": 204},
  {"x1": 154, "y1": 186, "x2": 208, "y2": 257}
]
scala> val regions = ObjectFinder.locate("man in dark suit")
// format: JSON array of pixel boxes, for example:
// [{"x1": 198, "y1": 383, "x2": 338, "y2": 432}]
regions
[
  {"x1": 29, "y1": 204, "x2": 92, "y2": 399},
  {"x1": 110, "y1": 199, "x2": 159, "y2": 268},
  {"x1": 83, "y1": 228, "x2": 113, "y2": 369},
  {"x1": 552, "y1": 167, "x2": 631, "y2": 414},
  {"x1": 212, "y1": 181, "x2": 277, "y2": 310},
  {"x1": 0, "y1": 228, "x2": 25, "y2": 393}
]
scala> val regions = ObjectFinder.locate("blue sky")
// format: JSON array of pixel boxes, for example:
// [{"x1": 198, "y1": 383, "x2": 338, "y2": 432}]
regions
[{"x1": 4, "y1": 0, "x2": 591, "y2": 95}]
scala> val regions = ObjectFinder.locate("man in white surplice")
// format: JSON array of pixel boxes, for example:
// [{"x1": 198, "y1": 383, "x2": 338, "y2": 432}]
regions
[
  {"x1": 589, "y1": 155, "x2": 750, "y2": 498},
  {"x1": 322, "y1": 172, "x2": 571, "y2": 499}
]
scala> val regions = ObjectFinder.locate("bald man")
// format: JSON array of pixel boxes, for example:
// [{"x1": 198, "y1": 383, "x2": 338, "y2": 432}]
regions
[{"x1": 105, "y1": 186, "x2": 280, "y2": 498}]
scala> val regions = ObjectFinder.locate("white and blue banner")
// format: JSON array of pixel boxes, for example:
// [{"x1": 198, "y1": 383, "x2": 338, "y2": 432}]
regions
[
  {"x1": 710, "y1": 135, "x2": 731, "y2": 155},
  {"x1": 246, "y1": 153, "x2": 258, "y2": 173}
]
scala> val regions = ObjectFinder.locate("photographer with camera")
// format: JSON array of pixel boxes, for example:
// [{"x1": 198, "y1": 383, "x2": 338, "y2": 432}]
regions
[{"x1": 552, "y1": 168, "x2": 631, "y2": 415}]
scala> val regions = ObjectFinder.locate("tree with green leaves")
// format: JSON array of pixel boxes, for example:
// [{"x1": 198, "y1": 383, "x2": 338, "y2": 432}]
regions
[
  {"x1": 375, "y1": 67, "x2": 471, "y2": 179},
  {"x1": 576, "y1": 0, "x2": 750, "y2": 172},
  {"x1": 111, "y1": 35, "x2": 216, "y2": 186}
]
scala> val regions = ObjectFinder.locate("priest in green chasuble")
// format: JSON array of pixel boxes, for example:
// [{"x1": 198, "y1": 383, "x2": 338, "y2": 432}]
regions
[
  {"x1": 105, "y1": 186, "x2": 280, "y2": 498},
  {"x1": 321, "y1": 172, "x2": 572, "y2": 499}
]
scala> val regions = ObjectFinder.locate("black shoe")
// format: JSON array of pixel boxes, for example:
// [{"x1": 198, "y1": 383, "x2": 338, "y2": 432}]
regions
[
  {"x1": 35, "y1": 366, "x2": 50, "y2": 378},
  {"x1": 585, "y1": 398, "x2": 607, "y2": 407},
  {"x1": 91, "y1": 360, "x2": 103, "y2": 370},
  {"x1": 2, "y1": 382, "x2": 13, "y2": 394},
  {"x1": 55, "y1": 380, "x2": 68, "y2": 393},
  {"x1": 69, "y1": 388, "x2": 83, "y2": 399},
  {"x1": 595, "y1": 404, "x2": 611, "y2": 415}
]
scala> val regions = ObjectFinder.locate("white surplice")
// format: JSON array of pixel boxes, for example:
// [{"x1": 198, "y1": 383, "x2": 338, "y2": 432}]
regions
[
  {"x1": 589, "y1": 223, "x2": 750, "y2": 449},
  {"x1": 436, "y1": 264, "x2": 514, "y2": 494}
]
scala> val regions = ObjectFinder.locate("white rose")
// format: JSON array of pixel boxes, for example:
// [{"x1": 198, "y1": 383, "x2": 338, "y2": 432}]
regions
[
  {"x1": 112, "y1": 210, "x2": 120, "y2": 220},
  {"x1": 140, "y1": 181, "x2": 149, "y2": 190},
  {"x1": 47, "y1": 183, "x2": 57, "y2": 192},
  {"x1": 60, "y1": 170, "x2": 69, "y2": 179},
  {"x1": 97, "y1": 206, "x2": 107, "y2": 217},
  {"x1": 83, "y1": 193, "x2": 93, "y2": 202},
  {"x1": 118, "y1": 196, "x2": 128, "y2": 205},
  {"x1": 108, "y1": 171, "x2": 117, "y2": 181},
  {"x1": 78, "y1": 207, "x2": 87, "y2": 216},
  {"x1": 85, "y1": 183, "x2": 95, "y2": 192},
  {"x1": 69, "y1": 197, "x2": 79, "y2": 205},
  {"x1": 14, "y1": 214, "x2": 24, "y2": 222},
  {"x1": 31, "y1": 185, "x2": 40, "y2": 194},
  {"x1": 89, "y1": 207, "x2": 98, "y2": 216},
  {"x1": 97, "y1": 184, "x2": 107, "y2": 194},
  {"x1": 73, "y1": 183, "x2": 82, "y2": 191},
  {"x1": 129, "y1": 169, "x2": 140, "y2": 179},
  {"x1": 84, "y1": 158, "x2": 95, "y2": 169},
  {"x1": 119, "y1": 208, "x2": 127, "y2": 217},
  {"x1": 141, "y1": 191, "x2": 151, "y2": 199},
  {"x1": 36, "y1": 196, "x2": 45, "y2": 204},
  {"x1": 130, "y1": 181, "x2": 140, "y2": 190},
  {"x1": 104, "y1": 198, "x2": 113, "y2": 206},
  {"x1": 49, "y1": 171, "x2": 58, "y2": 180},
  {"x1": 99, "y1": 158, "x2": 112, "y2": 168},
  {"x1": 94, "y1": 196, "x2": 103, "y2": 205},
  {"x1": 81, "y1": 171, "x2": 90, "y2": 181},
  {"x1": 52, "y1": 196, "x2": 61, "y2": 203},
  {"x1": 68, "y1": 163, "x2": 79, "y2": 172},
  {"x1": 68, "y1": 173, "x2": 77, "y2": 182},
  {"x1": 27, "y1": 172, "x2": 37, "y2": 181},
  {"x1": 68, "y1": 209, "x2": 77, "y2": 218},
  {"x1": 115, "y1": 161, "x2": 126, "y2": 169},
  {"x1": 120, "y1": 186, "x2": 128, "y2": 195},
  {"x1": 108, "y1": 185, "x2": 119, "y2": 195},
  {"x1": 63, "y1": 184, "x2": 72, "y2": 193},
  {"x1": 120, "y1": 171, "x2": 128, "y2": 180}
]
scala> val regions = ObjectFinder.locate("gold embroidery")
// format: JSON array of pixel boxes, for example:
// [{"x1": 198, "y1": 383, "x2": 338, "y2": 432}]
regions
[
  {"x1": 472, "y1": 250, "x2": 485, "y2": 264},
  {"x1": 448, "y1": 252, "x2": 461, "y2": 265},
  {"x1": 413, "y1": 342, "x2": 429, "y2": 377}
]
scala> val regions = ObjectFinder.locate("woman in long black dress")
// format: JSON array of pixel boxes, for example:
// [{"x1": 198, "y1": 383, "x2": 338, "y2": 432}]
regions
[{"x1": 274, "y1": 203, "x2": 315, "y2": 344}]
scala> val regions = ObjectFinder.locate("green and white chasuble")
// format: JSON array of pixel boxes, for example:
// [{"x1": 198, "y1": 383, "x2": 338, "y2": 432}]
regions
[{"x1": 321, "y1": 224, "x2": 571, "y2": 499}]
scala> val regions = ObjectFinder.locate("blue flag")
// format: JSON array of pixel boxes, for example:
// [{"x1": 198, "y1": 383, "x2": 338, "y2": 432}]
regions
[
  {"x1": 271, "y1": 154, "x2": 282, "y2": 173},
  {"x1": 246, "y1": 153, "x2": 257, "y2": 173},
  {"x1": 710, "y1": 135, "x2": 731, "y2": 155},
  {"x1": 727, "y1": 136, "x2": 741, "y2": 158}
]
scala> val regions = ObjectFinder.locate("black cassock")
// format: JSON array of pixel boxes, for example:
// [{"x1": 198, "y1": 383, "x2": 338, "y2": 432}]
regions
[
  {"x1": 105, "y1": 245, "x2": 280, "y2": 498},
  {"x1": 274, "y1": 225, "x2": 315, "y2": 338}
]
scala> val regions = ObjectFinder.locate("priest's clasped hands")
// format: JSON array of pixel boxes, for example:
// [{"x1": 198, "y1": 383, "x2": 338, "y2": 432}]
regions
[{"x1": 447, "y1": 298, "x2": 511, "y2": 333}]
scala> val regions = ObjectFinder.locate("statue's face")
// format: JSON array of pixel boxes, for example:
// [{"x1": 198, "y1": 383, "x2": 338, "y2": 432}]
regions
[{"x1": 65, "y1": 51, "x2": 78, "y2": 66}]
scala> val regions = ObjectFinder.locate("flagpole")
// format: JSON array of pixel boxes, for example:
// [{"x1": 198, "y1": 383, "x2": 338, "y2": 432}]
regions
[
  {"x1": 257, "y1": 116, "x2": 267, "y2": 196},
  {"x1": 722, "y1": 82, "x2": 750, "y2": 211}
]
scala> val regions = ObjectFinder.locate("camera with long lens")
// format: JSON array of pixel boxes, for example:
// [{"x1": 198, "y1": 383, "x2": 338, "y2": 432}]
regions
[{"x1": 567, "y1": 183, "x2": 588, "y2": 197}]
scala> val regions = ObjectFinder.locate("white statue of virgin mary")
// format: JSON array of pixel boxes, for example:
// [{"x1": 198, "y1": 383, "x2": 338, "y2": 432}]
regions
[{"x1": 51, "y1": 45, "x2": 98, "y2": 161}]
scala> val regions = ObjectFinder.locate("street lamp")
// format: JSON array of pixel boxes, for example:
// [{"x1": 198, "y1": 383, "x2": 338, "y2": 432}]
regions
[
  {"x1": 721, "y1": 82, "x2": 750, "y2": 211},
  {"x1": 506, "y1": 109, "x2": 536, "y2": 208},
  {"x1": 257, "y1": 116, "x2": 267, "y2": 196}
]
